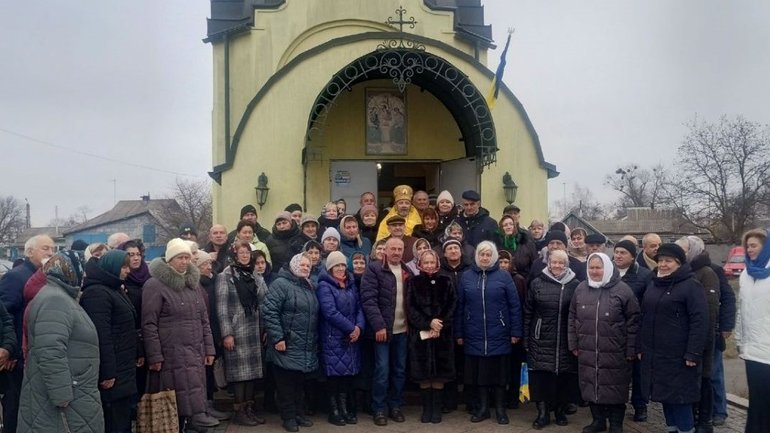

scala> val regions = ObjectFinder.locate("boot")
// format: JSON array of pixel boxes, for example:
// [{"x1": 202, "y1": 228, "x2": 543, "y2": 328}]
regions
[
  {"x1": 420, "y1": 388, "x2": 432, "y2": 423},
  {"x1": 607, "y1": 405, "x2": 625, "y2": 433},
  {"x1": 245, "y1": 401, "x2": 266, "y2": 425},
  {"x1": 339, "y1": 392, "x2": 357, "y2": 424},
  {"x1": 554, "y1": 403, "x2": 569, "y2": 426},
  {"x1": 694, "y1": 421, "x2": 714, "y2": 433},
  {"x1": 431, "y1": 389, "x2": 443, "y2": 423},
  {"x1": 470, "y1": 387, "x2": 490, "y2": 422},
  {"x1": 494, "y1": 387, "x2": 509, "y2": 424},
  {"x1": 232, "y1": 404, "x2": 258, "y2": 427},
  {"x1": 582, "y1": 404, "x2": 607, "y2": 433},
  {"x1": 328, "y1": 395, "x2": 346, "y2": 426},
  {"x1": 206, "y1": 400, "x2": 230, "y2": 421},
  {"x1": 532, "y1": 401, "x2": 551, "y2": 430}
]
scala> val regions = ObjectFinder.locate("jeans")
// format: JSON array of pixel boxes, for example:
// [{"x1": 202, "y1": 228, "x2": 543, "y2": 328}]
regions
[
  {"x1": 371, "y1": 333, "x2": 407, "y2": 412},
  {"x1": 710, "y1": 347, "x2": 727, "y2": 420},
  {"x1": 662, "y1": 402, "x2": 694, "y2": 432}
]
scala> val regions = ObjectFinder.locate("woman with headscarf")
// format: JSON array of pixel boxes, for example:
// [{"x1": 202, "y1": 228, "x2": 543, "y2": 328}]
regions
[
  {"x1": 568, "y1": 252, "x2": 640, "y2": 433},
  {"x1": 317, "y1": 251, "x2": 365, "y2": 426},
  {"x1": 637, "y1": 243, "x2": 708, "y2": 433},
  {"x1": 406, "y1": 238, "x2": 432, "y2": 275},
  {"x1": 454, "y1": 241, "x2": 522, "y2": 425},
  {"x1": 735, "y1": 229, "x2": 770, "y2": 433},
  {"x1": 262, "y1": 253, "x2": 320, "y2": 433},
  {"x1": 80, "y1": 250, "x2": 138, "y2": 433},
  {"x1": 524, "y1": 250, "x2": 580, "y2": 429},
  {"x1": 407, "y1": 249, "x2": 456, "y2": 424},
  {"x1": 142, "y1": 239, "x2": 216, "y2": 432},
  {"x1": 19, "y1": 252, "x2": 103, "y2": 433},
  {"x1": 216, "y1": 240, "x2": 268, "y2": 426}
]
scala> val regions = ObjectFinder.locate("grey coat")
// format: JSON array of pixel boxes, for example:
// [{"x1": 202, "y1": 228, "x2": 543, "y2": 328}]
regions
[
  {"x1": 263, "y1": 268, "x2": 319, "y2": 373},
  {"x1": 216, "y1": 265, "x2": 267, "y2": 382},
  {"x1": 142, "y1": 259, "x2": 215, "y2": 417},
  {"x1": 568, "y1": 275, "x2": 640, "y2": 404},
  {"x1": 19, "y1": 276, "x2": 104, "y2": 433}
]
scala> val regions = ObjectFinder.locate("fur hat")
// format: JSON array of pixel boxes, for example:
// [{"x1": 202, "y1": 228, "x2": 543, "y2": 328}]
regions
[
  {"x1": 614, "y1": 240, "x2": 637, "y2": 257},
  {"x1": 321, "y1": 227, "x2": 341, "y2": 243},
  {"x1": 655, "y1": 243, "x2": 687, "y2": 264},
  {"x1": 437, "y1": 190, "x2": 454, "y2": 204},
  {"x1": 393, "y1": 185, "x2": 413, "y2": 202},
  {"x1": 165, "y1": 238, "x2": 192, "y2": 261},
  {"x1": 325, "y1": 251, "x2": 347, "y2": 271}
]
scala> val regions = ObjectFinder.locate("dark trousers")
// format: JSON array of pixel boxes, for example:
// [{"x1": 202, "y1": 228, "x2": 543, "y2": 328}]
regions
[
  {"x1": 273, "y1": 365, "x2": 306, "y2": 421},
  {"x1": 205, "y1": 364, "x2": 216, "y2": 400},
  {"x1": 233, "y1": 380, "x2": 256, "y2": 404},
  {"x1": 662, "y1": 402, "x2": 694, "y2": 432},
  {"x1": 631, "y1": 359, "x2": 647, "y2": 409},
  {"x1": 104, "y1": 395, "x2": 133, "y2": 433},
  {"x1": 2, "y1": 365, "x2": 23, "y2": 433},
  {"x1": 694, "y1": 377, "x2": 712, "y2": 425},
  {"x1": 509, "y1": 344, "x2": 526, "y2": 404},
  {"x1": 745, "y1": 360, "x2": 770, "y2": 433}
]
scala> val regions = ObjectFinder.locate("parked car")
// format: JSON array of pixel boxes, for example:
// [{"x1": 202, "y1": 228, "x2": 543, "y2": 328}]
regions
[{"x1": 723, "y1": 246, "x2": 745, "y2": 278}]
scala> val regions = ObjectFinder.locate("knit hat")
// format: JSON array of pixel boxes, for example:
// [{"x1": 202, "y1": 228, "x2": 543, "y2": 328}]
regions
[
  {"x1": 179, "y1": 224, "x2": 197, "y2": 237},
  {"x1": 325, "y1": 251, "x2": 347, "y2": 271},
  {"x1": 442, "y1": 239, "x2": 462, "y2": 252},
  {"x1": 360, "y1": 205, "x2": 378, "y2": 217},
  {"x1": 98, "y1": 250, "x2": 128, "y2": 279},
  {"x1": 321, "y1": 227, "x2": 341, "y2": 243},
  {"x1": 240, "y1": 204, "x2": 257, "y2": 219},
  {"x1": 165, "y1": 238, "x2": 192, "y2": 260},
  {"x1": 184, "y1": 240, "x2": 199, "y2": 255},
  {"x1": 655, "y1": 243, "x2": 687, "y2": 265},
  {"x1": 545, "y1": 230, "x2": 569, "y2": 246},
  {"x1": 285, "y1": 203, "x2": 303, "y2": 213},
  {"x1": 549, "y1": 222, "x2": 567, "y2": 232},
  {"x1": 275, "y1": 211, "x2": 292, "y2": 223},
  {"x1": 300, "y1": 214, "x2": 319, "y2": 227},
  {"x1": 436, "y1": 190, "x2": 454, "y2": 204},
  {"x1": 194, "y1": 251, "x2": 213, "y2": 267},
  {"x1": 43, "y1": 252, "x2": 84, "y2": 287},
  {"x1": 393, "y1": 185, "x2": 413, "y2": 202},
  {"x1": 614, "y1": 240, "x2": 637, "y2": 257},
  {"x1": 70, "y1": 239, "x2": 88, "y2": 251}
]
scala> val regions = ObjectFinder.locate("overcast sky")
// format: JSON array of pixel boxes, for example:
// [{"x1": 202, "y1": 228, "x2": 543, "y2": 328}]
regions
[{"x1": 2, "y1": 1, "x2": 769, "y2": 226}]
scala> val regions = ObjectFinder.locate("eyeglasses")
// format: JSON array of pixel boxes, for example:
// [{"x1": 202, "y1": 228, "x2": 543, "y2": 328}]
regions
[{"x1": 127, "y1": 252, "x2": 143, "y2": 257}]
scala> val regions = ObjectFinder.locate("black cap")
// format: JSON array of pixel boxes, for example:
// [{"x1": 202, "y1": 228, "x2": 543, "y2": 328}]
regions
[
  {"x1": 545, "y1": 230, "x2": 569, "y2": 246},
  {"x1": 240, "y1": 204, "x2": 257, "y2": 219},
  {"x1": 180, "y1": 224, "x2": 197, "y2": 236},
  {"x1": 614, "y1": 240, "x2": 637, "y2": 257},
  {"x1": 585, "y1": 233, "x2": 606, "y2": 245},
  {"x1": 70, "y1": 239, "x2": 88, "y2": 251},
  {"x1": 503, "y1": 204, "x2": 521, "y2": 214},
  {"x1": 386, "y1": 215, "x2": 406, "y2": 225},
  {"x1": 655, "y1": 243, "x2": 687, "y2": 264},
  {"x1": 284, "y1": 203, "x2": 303, "y2": 213},
  {"x1": 461, "y1": 190, "x2": 481, "y2": 202}
]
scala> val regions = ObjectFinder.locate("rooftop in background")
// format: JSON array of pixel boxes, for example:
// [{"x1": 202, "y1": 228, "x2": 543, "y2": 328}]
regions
[
  {"x1": 205, "y1": 0, "x2": 494, "y2": 47},
  {"x1": 63, "y1": 198, "x2": 181, "y2": 235}
]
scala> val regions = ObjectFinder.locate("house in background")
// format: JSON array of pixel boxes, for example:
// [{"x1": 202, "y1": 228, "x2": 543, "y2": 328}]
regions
[
  {"x1": 64, "y1": 197, "x2": 183, "y2": 260},
  {"x1": 6, "y1": 226, "x2": 67, "y2": 260}
]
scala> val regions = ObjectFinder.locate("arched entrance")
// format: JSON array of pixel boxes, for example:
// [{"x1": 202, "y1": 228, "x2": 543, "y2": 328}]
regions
[{"x1": 304, "y1": 47, "x2": 498, "y2": 210}]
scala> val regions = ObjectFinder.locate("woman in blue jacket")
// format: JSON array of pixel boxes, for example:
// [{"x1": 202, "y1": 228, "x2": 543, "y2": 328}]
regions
[
  {"x1": 455, "y1": 241, "x2": 523, "y2": 425},
  {"x1": 316, "y1": 251, "x2": 365, "y2": 426}
]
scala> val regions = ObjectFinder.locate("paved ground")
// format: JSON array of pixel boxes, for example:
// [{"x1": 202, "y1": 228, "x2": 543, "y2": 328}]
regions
[{"x1": 206, "y1": 399, "x2": 748, "y2": 433}]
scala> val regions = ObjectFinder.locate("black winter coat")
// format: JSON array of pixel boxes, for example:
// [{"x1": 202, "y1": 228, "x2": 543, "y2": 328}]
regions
[
  {"x1": 691, "y1": 253, "x2": 720, "y2": 378},
  {"x1": 524, "y1": 271, "x2": 579, "y2": 374},
  {"x1": 637, "y1": 264, "x2": 708, "y2": 404},
  {"x1": 200, "y1": 274, "x2": 222, "y2": 354},
  {"x1": 406, "y1": 272, "x2": 456, "y2": 382},
  {"x1": 528, "y1": 254, "x2": 587, "y2": 286},
  {"x1": 266, "y1": 224, "x2": 301, "y2": 272},
  {"x1": 620, "y1": 262, "x2": 652, "y2": 302},
  {"x1": 496, "y1": 228, "x2": 538, "y2": 278},
  {"x1": 80, "y1": 266, "x2": 138, "y2": 402},
  {"x1": 568, "y1": 275, "x2": 640, "y2": 404},
  {"x1": 456, "y1": 208, "x2": 498, "y2": 248},
  {"x1": 412, "y1": 225, "x2": 442, "y2": 248}
]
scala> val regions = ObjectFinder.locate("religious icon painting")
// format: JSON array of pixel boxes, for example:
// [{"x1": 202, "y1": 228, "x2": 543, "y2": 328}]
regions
[{"x1": 365, "y1": 88, "x2": 407, "y2": 155}]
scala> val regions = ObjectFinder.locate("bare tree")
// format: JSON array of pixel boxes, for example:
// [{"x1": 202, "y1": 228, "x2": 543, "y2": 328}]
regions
[
  {"x1": 551, "y1": 184, "x2": 607, "y2": 220},
  {"x1": 605, "y1": 164, "x2": 666, "y2": 209},
  {"x1": 0, "y1": 196, "x2": 25, "y2": 244},
  {"x1": 156, "y1": 178, "x2": 213, "y2": 240},
  {"x1": 660, "y1": 115, "x2": 770, "y2": 243},
  {"x1": 48, "y1": 206, "x2": 91, "y2": 228}
]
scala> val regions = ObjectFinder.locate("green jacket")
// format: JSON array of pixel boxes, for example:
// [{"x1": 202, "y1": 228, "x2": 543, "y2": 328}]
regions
[{"x1": 19, "y1": 276, "x2": 103, "y2": 433}]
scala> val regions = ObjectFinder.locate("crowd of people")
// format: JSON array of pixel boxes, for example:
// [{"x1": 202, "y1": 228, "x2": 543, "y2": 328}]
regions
[{"x1": 0, "y1": 184, "x2": 767, "y2": 433}]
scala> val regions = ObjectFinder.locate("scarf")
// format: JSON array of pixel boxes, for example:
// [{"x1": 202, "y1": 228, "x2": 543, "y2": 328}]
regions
[
  {"x1": 543, "y1": 267, "x2": 576, "y2": 285},
  {"x1": 746, "y1": 234, "x2": 770, "y2": 280},
  {"x1": 643, "y1": 251, "x2": 658, "y2": 271},
  {"x1": 126, "y1": 261, "x2": 151, "y2": 286},
  {"x1": 232, "y1": 260, "x2": 259, "y2": 316},
  {"x1": 500, "y1": 231, "x2": 519, "y2": 252}
]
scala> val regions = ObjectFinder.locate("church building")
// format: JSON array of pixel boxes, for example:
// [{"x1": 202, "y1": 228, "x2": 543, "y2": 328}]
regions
[{"x1": 205, "y1": 0, "x2": 557, "y2": 224}]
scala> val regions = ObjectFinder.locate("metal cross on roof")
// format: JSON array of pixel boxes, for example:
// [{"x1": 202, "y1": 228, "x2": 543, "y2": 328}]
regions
[{"x1": 385, "y1": 6, "x2": 417, "y2": 32}]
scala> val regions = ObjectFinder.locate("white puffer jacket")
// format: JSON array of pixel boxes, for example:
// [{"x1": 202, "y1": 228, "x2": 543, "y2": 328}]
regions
[{"x1": 735, "y1": 268, "x2": 770, "y2": 364}]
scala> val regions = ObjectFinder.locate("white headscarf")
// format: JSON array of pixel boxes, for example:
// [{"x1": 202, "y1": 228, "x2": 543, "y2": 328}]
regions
[{"x1": 587, "y1": 252, "x2": 614, "y2": 288}]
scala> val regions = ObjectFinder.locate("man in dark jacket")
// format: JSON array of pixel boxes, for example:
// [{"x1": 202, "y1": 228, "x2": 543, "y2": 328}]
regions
[
  {"x1": 204, "y1": 224, "x2": 231, "y2": 275},
  {"x1": 456, "y1": 190, "x2": 498, "y2": 248},
  {"x1": 613, "y1": 239, "x2": 652, "y2": 422},
  {"x1": 228, "y1": 204, "x2": 272, "y2": 244},
  {"x1": 636, "y1": 233, "x2": 661, "y2": 271},
  {"x1": 360, "y1": 238, "x2": 413, "y2": 426},
  {"x1": 0, "y1": 234, "x2": 53, "y2": 433}
]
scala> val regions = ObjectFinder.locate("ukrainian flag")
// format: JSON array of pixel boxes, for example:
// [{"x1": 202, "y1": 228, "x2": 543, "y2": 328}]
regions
[{"x1": 486, "y1": 29, "x2": 514, "y2": 110}]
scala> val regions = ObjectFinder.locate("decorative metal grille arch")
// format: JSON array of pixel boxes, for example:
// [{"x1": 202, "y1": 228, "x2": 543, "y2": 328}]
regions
[{"x1": 306, "y1": 48, "x2": 498, "y2": 168}]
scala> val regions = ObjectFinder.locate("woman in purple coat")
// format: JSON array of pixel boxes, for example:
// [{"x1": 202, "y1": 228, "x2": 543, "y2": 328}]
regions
[{"x1": 316, "y1": 251, "x2": 365, "y2": 426}]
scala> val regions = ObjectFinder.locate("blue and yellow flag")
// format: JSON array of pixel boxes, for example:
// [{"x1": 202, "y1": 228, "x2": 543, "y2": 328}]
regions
[{"x1": 486, "y1": 29, "x2": 514, "y2": 110}]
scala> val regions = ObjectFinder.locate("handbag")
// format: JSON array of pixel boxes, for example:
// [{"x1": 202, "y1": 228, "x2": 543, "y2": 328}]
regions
[
  {"x1": 519, "y1": 362, "x2": 530, "y2": 403},
  {"x1": 136, "y1": 371, "x2": 179, "y2": 433},
  {"x1": 213, "y1": 357, "x2": 228, "y2": 389}
]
